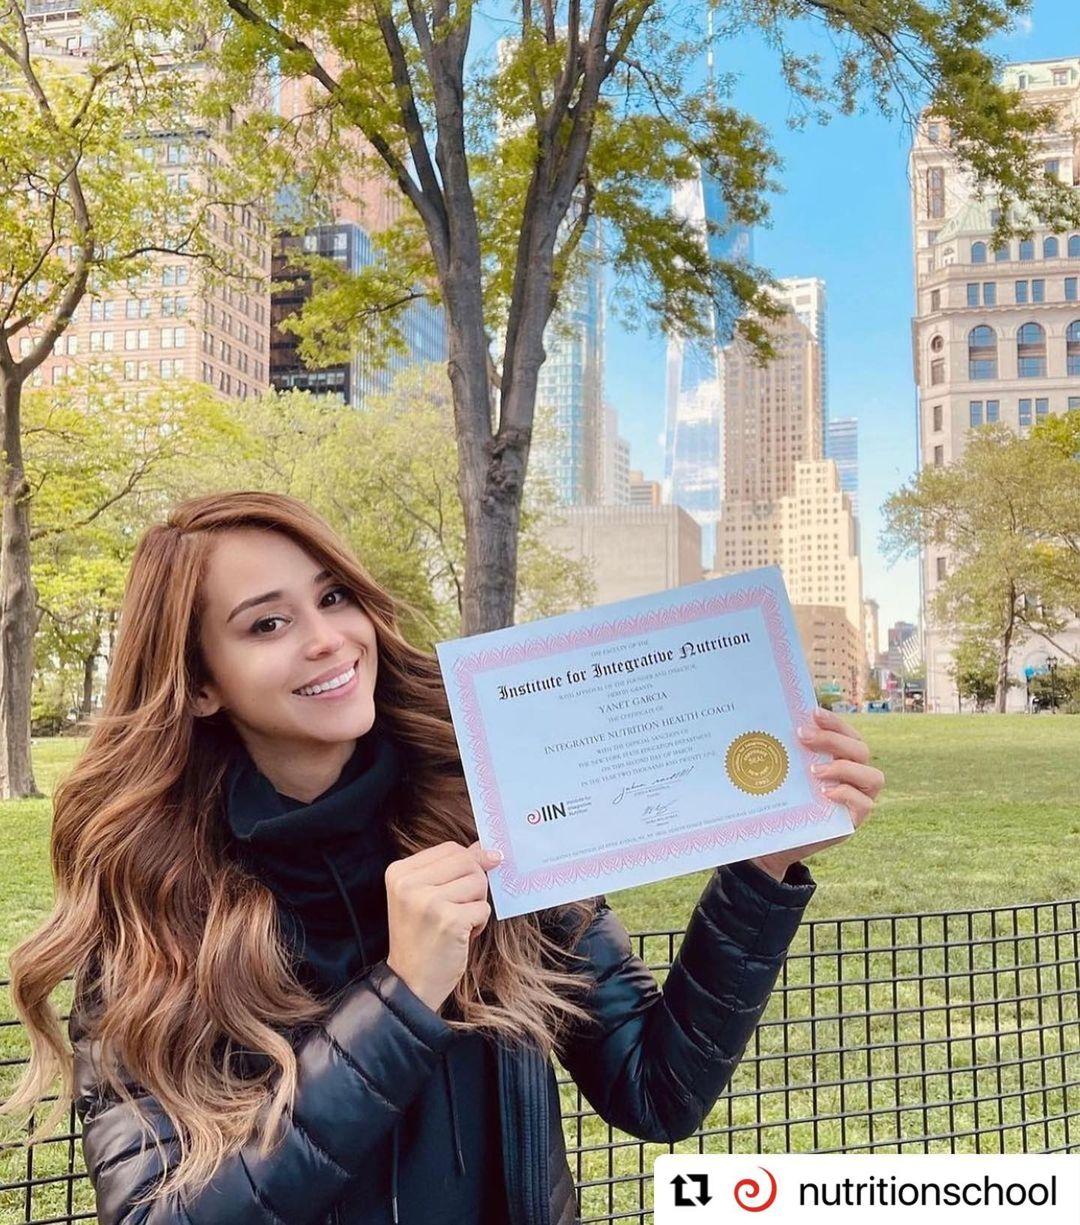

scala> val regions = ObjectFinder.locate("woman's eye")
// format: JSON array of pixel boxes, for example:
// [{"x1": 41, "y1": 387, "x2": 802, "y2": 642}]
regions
[
  {"x1": 323, "y1": 585, "x2": 353, "y2": 606},
  {"x1": 250, "y1": 587, "x2": 352, "y2": 634}
]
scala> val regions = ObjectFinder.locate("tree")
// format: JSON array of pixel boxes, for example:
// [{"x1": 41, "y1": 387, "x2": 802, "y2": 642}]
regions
[
  {"x1": 110, "y1": 0, "x2": 1080, "y2": 642},
  {"x1": 0, "y1": 6, "x2": 240, "y2": 795},
  {"x1": 212, "y1": 369, "x2": 594, "y2": 646},
  {"x1": 884, "y1": 422, "x2": 1080, "y2": 712},
  {"x1": 24, "y1": 374, "x2": 239, "y2": 728},
  {"x1": 948, "y1": 635, "x2": 1001, "y2": 713}
]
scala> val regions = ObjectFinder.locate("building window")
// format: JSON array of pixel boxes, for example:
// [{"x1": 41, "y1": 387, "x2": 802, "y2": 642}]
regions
[
  {"x1": 1067, "y1": 278, "x2": 1079, "y2": 303},
  {"x1": 966, "y1": 283, "x2": 979, "y2": 307},
  {"x1": 969, "y1": 400, "x2": 983, "y2": 427},
  {"x1": 967, "y1": 325, "x2": 997, "y2": 379},
  {"x1": 930, "y1": 288, "x2": 941, "y2": 310},
  {"x1": 930, "y1": 358, "x2": 945, "y2": 385},
  {"x1": 928, "y1": 122, "x2": 941, "y2": 144},
  {"x1": 986, "y1": 399, "x2": 1000, "y2": 423},
  {"x1": 1035, "y1": 397, "x2": 1049, "y2": 420},
  {"x1": 1019, "y1": 239, "x2": 1035, "y2": 261},
  {"x1": 1052, "y1": 68, "x2": 1069, "y2": 86},
  {"x1": 1018, "y1": 73, "x2": 1028, "y2": 90},
  {"x1": 983, "y1": 283, "x2": 996, "y2": 306},
  {"x1": 1068, "y1": 321, "x2": 1080, "y2": 376},
  {"x1": 1019, "y1": 398, "x2": 1032, "y2": 427},
  {"x1": 933, "y1": 444, "x2": 944, "y2": 467},
  {"x1": 994, "y1": 243, "x2": 1010, "y2": 262},
  {"x1": 1016, "y1": 280, "x2": 1029, "y2": 304},
  {"x1": 1069, "y1": 396, "x2": 1080, "y2": 411},
  {"x1": 936, "y1": 556, "x2": 947, "y2": 581},
  {"x1": 1069, "y1": 235, "x2": 1080, "y2": 259},
  {"x1": 930, "y1": 334, "x2": 944, "y2": 352},
  {"x1": 932, "y1": 404, "x2": 943, "y2": 432},
  {"x1": 1032, "y1": 279, "x2": 1045, "y2": 303},
  {"x1": 971, "y1": 241, "x2": 987, "y2": 264},
  {"x1": 1044, "y1": 236, "x2": 1060, "y2": 258},
  {"x1": 927, "y1": 167, "x2": 945, "y2": 219},
  {"x1": 1017, "y1": 322, "x2": 1047, "y2": 377}
]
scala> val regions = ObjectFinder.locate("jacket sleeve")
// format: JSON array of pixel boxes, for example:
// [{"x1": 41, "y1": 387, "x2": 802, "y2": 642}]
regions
[
  {"x1": 554, "y1": 858, "x2": 815, "y2": 1144},
  {"x1": 70, "y1": 960, "x2": 453, "y2": 1225}
]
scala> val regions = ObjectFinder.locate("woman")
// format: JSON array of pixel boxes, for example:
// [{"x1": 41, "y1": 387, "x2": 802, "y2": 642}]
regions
[{"x1": 2, "y1": 490, "x2": 883, "y2": 1225}]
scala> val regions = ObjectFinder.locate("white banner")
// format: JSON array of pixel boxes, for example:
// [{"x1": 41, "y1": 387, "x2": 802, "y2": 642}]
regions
[{"x1": 654, "y1": 1154, "x2": 1080, "y2": 1224}]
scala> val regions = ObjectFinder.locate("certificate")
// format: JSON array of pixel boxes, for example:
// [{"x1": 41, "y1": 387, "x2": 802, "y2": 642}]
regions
[{"x1": 435, "y1": 566, "x2": 853, "y2": 918}]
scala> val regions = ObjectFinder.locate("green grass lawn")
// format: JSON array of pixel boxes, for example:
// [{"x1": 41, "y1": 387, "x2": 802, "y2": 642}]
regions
[{"x1": 1, "y1": 717, "x2": 1078, "y2": 1222}]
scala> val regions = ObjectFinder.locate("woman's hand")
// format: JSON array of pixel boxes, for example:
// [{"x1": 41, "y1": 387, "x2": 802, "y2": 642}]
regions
[
  {"x1": 747, "y1": 706, "x2": 884, "y2": 883},
  {"x1": 385, "y1": 839, "x2": 503, "y2": 1013}
]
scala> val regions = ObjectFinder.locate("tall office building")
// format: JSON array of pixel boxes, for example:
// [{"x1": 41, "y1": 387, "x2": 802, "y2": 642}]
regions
[
  {"x1": 271, "y1": 224, "x2": 447, "y2": 407},
  {"x1": 775, "y1": 277, "x2": 828, "y2": 434},
  {"x1": 663, "y1": 167, "x2": 753, "y2": 568},
  {"x1": 825, "y1": 416, "x2": 860, "y2": 551},
  {"x1": 909, "y1": 57, "x2": 1080, "y2": 710},
  {"x1": 598, "y1": 403, "x2": 631, "y2": 506},
  {"x1": 532, "y1": 214, "x2": 605, "y2": 506},
  {"x1": 715, "y1": 286, "x2": 865, "y2": 699},
  {"x1": 272, "y1": 60, "x2": 445, "y2": 407},
  {"x1": 24, "y1": 4, "x2": 272, "y2": 402},
  {"x1": 722, "y1": 308, "x2": 821, "y2": 504}
]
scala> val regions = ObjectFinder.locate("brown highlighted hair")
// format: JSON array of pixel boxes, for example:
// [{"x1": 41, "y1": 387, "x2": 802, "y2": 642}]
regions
[{"x1": 1, "y1": 490, "x2": 596, "y2": 1208}]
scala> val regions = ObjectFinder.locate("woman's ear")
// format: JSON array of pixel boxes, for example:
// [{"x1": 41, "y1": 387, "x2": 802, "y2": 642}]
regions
[{"x1": 192, "y1": 685, "x2": 224, "y2": 718}]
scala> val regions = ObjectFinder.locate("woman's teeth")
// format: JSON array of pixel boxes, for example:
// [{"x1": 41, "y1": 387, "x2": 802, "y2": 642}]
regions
[{"x1": 294, "y1": 663, "x2": 356, "y2": 696}]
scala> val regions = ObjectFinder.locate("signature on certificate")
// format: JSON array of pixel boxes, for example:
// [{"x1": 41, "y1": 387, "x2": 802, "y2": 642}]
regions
[{"x1": 612, "y1": 764, "x2": 694, "y2": 805}]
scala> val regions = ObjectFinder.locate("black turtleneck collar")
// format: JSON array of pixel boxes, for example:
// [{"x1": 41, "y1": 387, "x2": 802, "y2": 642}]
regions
[{"x1": 223, "y1": 721, "x2": 404, "y2": 995}]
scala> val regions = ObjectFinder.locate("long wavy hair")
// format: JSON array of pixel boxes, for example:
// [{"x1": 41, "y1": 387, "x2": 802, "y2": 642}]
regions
[{"x1": 1, "y1": 490, "x2": 598, "y2": 1208}]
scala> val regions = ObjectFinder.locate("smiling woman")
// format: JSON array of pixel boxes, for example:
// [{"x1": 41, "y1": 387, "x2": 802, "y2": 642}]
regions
[{"x1": 0, "y1": 490, "x2": 882, "y2": 1225}]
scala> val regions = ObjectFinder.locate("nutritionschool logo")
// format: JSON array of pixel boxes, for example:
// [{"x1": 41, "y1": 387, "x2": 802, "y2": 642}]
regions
[
  {"x1": 735, "y1": 1168, "x2": 778, "y2": 1213},
  {"x1": 526, "y1": 801, "x2": 568, "y2": 824}
]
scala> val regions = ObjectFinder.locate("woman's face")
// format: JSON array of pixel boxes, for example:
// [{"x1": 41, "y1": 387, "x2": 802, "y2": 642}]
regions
[{"x1": 193, "y1": 528, "x2": 379, "y2": 766}]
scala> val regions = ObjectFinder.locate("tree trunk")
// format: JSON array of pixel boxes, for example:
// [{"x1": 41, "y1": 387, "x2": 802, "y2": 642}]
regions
[
  {"x1": 996, "y1": 610, "x2": 1014, "y2": 714},
  {"x1": 0, "y1": 373, "x2": 42, "y2": 798},
  {"x1": 80, "y1": 625, "x2": 101, "y2": 719}
]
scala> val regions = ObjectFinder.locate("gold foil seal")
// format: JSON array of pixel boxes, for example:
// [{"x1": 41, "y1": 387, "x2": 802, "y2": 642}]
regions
[{"x1": 725, "y1": 731, "x2": 789, "y2": 796}]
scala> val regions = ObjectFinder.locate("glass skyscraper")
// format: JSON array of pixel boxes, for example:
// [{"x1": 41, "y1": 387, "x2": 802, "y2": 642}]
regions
[
  {"x1": 270, "y1": 222, "x2": 447, "y2": 407},
  {"x1": 533, "y1": 214, "x2": 604, "y2": 506},
  {"x1": 664, "y1": 166, "x2": 752, "y2": 568}
]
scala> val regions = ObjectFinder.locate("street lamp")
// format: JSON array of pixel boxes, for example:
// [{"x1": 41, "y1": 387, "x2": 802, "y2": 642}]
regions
[{"x1": 1048, "y1": 656, "x2": 1058, "y2": 713}]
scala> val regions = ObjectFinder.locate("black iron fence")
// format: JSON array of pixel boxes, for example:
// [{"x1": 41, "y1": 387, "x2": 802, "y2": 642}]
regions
[{"x1": 3, "y1": 897, "x2": 1079, "y2": 1224}]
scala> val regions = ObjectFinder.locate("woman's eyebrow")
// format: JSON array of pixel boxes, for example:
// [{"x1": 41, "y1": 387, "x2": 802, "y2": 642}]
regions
[{"x1": 225, "y1": 568, "x2": 334, "y2": 624}]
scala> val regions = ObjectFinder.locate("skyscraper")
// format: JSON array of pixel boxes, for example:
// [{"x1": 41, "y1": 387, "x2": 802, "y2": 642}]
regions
[
  {"x1": 25, "y1": 5, "x2": 272, "y2": 402},
  {"x1": 825, "y1": 416, "x2": 860, "y2": 551},
  {"x1": 532, "y1": 214, "x2": 605, "y2": 506},
  {"x1": 909, "y1": 57, "x2": 1080, "y2": 710},
  {"x1": 270, "y1": 224, "x2": 447, "y2": 407},
  {"x1": 663, "y1": 167, "x2": 753, "y2": 568},
  {"x1": 774, "y1": 277, "x2": 828, "y2": 434},
  {"x1": 714, "y1": 284, "x2": 865, "y2": 701}
]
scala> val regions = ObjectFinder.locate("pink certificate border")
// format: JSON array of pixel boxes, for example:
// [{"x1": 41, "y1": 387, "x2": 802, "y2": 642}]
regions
[{"x1": 450, "y1": 583, "x2": 832, "y2": 899}]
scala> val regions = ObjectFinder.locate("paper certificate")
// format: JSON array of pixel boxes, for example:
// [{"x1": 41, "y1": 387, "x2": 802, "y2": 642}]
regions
[{"x1": 435, "y1": 566, "x2": 853, "y2": 919}]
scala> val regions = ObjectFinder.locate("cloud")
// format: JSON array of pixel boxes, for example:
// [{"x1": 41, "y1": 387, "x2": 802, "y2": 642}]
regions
[{"x1": 1012, "y1": 14, "x2": 1035, "y2": 38}]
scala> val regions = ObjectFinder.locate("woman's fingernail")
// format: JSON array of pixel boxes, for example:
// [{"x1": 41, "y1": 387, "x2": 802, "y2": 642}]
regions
[
  {"x1": 797, "y1": 725, "x2": 812, "y2": 740},
  {"x1": 810, "y1": 763, "x2": 823, "y2": 775},
  {"x1": 486, "y1": 848, "x2": 504, "y2": 864}
]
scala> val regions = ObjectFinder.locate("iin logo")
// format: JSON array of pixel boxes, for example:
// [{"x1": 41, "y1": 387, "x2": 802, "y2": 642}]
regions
[
  {"x1": 733, "y1": 1167, "x2": 778, "y2": 1213},
  {"x1": 526, "y1": 801, "x2": 567, "y2": 825}
]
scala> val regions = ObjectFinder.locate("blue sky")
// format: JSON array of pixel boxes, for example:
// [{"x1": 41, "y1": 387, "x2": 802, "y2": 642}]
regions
[{"x1": 601, "y1": 0, "x2": 1074, "y2": 643}]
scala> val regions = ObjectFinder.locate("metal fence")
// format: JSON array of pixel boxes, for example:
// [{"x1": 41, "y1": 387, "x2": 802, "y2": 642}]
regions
[{"x1": 3, "y1": 897, "x2": 1079, "y2": 1224}]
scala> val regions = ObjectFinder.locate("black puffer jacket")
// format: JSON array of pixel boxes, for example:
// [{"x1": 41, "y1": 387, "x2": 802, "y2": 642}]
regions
[{"x1": 69, "y1": 737, "x2": 816, "y2": 1225}]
